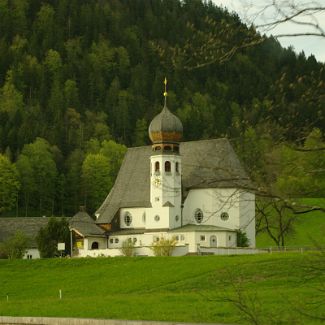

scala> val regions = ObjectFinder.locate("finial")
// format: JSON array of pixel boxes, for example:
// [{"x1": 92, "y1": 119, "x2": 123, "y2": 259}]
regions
[{"x1": 163, "y1": 77, "x2": 167, "y2": 106}]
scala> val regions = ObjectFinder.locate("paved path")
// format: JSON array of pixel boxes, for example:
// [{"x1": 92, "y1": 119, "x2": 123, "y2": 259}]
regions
[{"x1": 0, "y1": 316, "x2": 235, "y2": 325}]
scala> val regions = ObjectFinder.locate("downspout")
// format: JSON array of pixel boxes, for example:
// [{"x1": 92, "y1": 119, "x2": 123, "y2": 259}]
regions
[{"x1": 70, "y1": 229, "x2": 73, "y2": 257}]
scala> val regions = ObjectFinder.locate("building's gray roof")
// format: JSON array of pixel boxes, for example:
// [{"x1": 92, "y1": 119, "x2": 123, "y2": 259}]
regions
[
  {"x1": 96, "y1": 138, "x2": 253, "y2": 224},
  {"x1": 169, "y1": 224, "x2": 236, "y2": 233},
  {"x1": 69, "y1": 211, "x2": 105, "y2": 237},
  {"x1": 0, "y1": 217, "x2": 64, "y2": 248},
  {"x1": 109, "y1": 228, "x2": 169, "y2": 236}
]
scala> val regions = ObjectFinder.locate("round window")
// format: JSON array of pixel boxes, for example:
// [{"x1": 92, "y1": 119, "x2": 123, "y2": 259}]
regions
[
  {"x1": 124, "y1": 212, "x2": 132, "y2": 226},
  {"x1": 194, "y1": 209, "x2": 204, "y2": 223},
  {"x1": 154, "y1": 215, "x2": 160, "y2": 222},
  {"x1": 220, "y1": 212, "x2": 229, "y2": 221}
]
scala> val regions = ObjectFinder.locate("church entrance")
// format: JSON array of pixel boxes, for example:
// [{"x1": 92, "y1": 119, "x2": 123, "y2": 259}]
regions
[{"x1": 210, "y1": 235, "x2": 217, "y2": 247}]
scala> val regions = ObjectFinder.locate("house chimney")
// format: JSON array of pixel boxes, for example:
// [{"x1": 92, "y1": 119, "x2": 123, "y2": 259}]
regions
[{"x1": 79, "y1": 205, "x2": 86, "y2": 212}]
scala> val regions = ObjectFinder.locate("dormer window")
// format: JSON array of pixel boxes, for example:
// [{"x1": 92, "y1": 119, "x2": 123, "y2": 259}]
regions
[
  {"x1": 124, "y1": 212, "x2": 132, "y2": 226},
  {"x1": 165, "y1": 161, "x2": 171, "y2": 173}
]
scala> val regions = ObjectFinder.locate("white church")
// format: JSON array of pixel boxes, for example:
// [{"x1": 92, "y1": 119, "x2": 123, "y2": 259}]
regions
[{"x1": 70, "y1": 83, "x2": 255, "y2": 257}]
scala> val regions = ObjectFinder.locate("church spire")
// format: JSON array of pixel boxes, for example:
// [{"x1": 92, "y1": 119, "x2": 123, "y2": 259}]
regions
[
  {"x1": 148, "y1": 78, "x2": 183, "y2": 153},
  {"x1": 163, "y1": 77, "x2": 168, "y2": 107}
]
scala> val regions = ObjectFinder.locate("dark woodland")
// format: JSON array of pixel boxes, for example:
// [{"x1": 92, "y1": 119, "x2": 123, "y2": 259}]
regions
[{"x1": 0, "y1": 0, "x2": 324, "y2": 219}]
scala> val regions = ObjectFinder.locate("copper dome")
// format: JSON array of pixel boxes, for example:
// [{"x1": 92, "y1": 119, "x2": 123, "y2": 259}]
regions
[{"x1": 148, "y1": 105, "x2": 183, "y2": 144}]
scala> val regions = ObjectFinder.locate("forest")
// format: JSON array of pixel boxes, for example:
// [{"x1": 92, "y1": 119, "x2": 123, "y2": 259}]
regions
[{"x1": 0, "y1": 0, "x2": 324, "y2": 226}]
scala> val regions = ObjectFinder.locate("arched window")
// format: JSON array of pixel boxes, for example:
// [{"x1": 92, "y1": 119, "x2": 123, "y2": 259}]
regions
[
  {"x1": 175, "y1": 162, "x2": 179, "y2": 173},
  {"x1": 165, "y1": 161, "x2": 171, "y2": 172},
  {"x1": 155, "y1": 161, "x2": 160, "y2": 173},
  {"x1": 91, "y1": 242, "x2": 99, "y2": 249}
]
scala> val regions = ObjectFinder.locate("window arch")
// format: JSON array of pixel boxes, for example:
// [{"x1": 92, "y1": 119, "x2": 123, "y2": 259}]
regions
[
  {"x1": 155, "y1": 161, "x2": 160, "y2": 173},
  {"x1": 91, "y1": 242, "x2": 99, "y2": 249},
  {"x1": 165, "y1": 161, "x2": 171, "y2": 172},
  {"x1": 175, "y1": 162, "x2": 179, "y2": 173}
]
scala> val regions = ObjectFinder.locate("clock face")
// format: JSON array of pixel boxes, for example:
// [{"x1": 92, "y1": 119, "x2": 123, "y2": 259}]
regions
[{"x1": 153, "y1": 177, "x2": 161, "y2": 187}]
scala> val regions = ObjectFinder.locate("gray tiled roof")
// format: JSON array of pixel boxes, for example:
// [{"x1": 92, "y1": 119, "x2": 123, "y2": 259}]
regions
[
  {"x1": 169, "y1": 224, "x2": 236, "y2": 232},
  {"x1": 109, "y1": 228, "x2": 169, "y2": 236},
  {"x1": 69, "y1": 211, "x2": 105, "y2": 237},
  {"x1": 96, "y1": 138, "x2": 253, "y2": 224},
  {"x1": 0, "y1": 217, "x2": 64, "y2": 248}
]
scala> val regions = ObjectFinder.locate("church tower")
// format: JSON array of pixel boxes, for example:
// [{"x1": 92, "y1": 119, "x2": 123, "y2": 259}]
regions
[{"x1": 148, "y1": 79, "x2": 183, "y2": 229}]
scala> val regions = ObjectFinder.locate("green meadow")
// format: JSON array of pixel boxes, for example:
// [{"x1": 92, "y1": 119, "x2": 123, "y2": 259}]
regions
[{"x1": 0, "y1": 253, "x2": 324, "y2": 324}]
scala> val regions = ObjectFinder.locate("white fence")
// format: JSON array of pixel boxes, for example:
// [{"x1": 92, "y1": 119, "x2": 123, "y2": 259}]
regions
[{"x1": 199, "y1": 246, "x2": 266, "y2": 255}]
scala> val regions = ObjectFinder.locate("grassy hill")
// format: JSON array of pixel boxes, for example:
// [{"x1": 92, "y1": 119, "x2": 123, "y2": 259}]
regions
[
  {"x1": 0, "y1": 253, "x2": 324, "y2": 324},
  {"x1": 256, "y1": 198, "x2": 325, "y2": 248}
]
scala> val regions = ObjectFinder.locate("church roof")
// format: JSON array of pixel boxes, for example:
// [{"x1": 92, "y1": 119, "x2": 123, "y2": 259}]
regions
[
  {"x1": 0, "y1": 217, "x2": 64, "y2": 248},
  {"x1": 96, "y1": 138, "x2": 253, "y2": 224},
  {"x1": 70, "y1": 211, "x2": 105, "y2": 237},
  {"x1": 169, "y1": 224, "x2": 236, "y2": 232}
]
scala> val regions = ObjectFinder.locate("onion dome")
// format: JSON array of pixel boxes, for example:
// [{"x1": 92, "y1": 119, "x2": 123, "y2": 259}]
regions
[{"x1": 148, "y1": 105, "x2": 183, "y2": 145}]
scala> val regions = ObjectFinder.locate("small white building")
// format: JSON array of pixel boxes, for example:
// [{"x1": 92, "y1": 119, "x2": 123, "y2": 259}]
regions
[{"x1": 70, "y1": 96, "x2": 255, "y2": 257}]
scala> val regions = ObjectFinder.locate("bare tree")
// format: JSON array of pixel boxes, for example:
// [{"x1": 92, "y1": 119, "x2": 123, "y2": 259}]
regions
[
  {"x1": 245, "y1": 0, "x2": 325, "y2": 38},
  {"x1": 152, "y1": 15, "x2": 264, "y2": 71}
]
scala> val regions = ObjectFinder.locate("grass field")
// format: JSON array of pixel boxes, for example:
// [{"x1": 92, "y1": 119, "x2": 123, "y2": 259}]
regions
[
  {"x1": 256, "y1": 198, "x2": 325, "y2": 248},
  {"x1": 0, "y1": 253, "x2": 324, "y2": 324}
]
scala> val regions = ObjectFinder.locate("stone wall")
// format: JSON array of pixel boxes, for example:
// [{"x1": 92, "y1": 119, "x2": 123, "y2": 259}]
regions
[{"x1": 0, "y1": 316, "x2": 232, "y2": 325}]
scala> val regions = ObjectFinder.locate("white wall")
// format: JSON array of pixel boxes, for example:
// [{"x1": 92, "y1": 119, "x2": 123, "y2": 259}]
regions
[
  {"x1": 84, "y1": 237, "x2": 107, "y2": 250},
  {"x1": 76, "y1": 245, "x2": 189, "y2": 257},
  {"x1": 239, "y1": 191, "x2": 256, "y2": 247},
  {"x1": 182, "y1": 188, "x2": 241, "y2": 228},
  {"x1": 182, "y1": 188, "x2": 256, "y2": 248},
  {"x1": 23, "y1": 248, "x2": 40, "y2": 259},
  {"x1": 119, "y1": 206, "x2": 182, "y2": 230},
  {"x1": 120, "y1": 207, "x2": 146, "y2": 229}
]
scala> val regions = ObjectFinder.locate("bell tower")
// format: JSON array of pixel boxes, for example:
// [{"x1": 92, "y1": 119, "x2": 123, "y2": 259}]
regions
[{"x1": 148, "y1": 79, "x2": 183, "y2": 229}]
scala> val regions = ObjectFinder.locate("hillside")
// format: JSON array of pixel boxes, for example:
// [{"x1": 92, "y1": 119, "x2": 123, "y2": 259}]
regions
[
  {"x1": 0, "y1": 254, "x2": 324, "y2": 324},
  {"x1": 0, "y1": 0, "x2": 324, "y2": 217},
  {"x1": 256, "y1": 198, "x2": 325, "y2": 248}
]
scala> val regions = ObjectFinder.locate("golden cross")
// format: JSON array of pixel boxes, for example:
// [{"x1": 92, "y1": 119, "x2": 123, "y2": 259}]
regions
[{"x1": 163, "y1": 77, "x2": 168, "y2": 98}]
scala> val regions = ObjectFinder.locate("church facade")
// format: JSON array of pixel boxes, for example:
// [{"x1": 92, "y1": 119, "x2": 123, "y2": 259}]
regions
[{"x1": 70, "y1": 92, "x2": 255, "y2": 257}]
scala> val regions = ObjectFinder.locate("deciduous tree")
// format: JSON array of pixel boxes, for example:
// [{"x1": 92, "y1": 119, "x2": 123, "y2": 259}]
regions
[{"x1": 0, "y1": 154, "x2": 20, "y2": 214}]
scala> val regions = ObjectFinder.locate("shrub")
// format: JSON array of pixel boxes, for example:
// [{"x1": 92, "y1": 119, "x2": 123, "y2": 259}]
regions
[
  {"x1": 0, "y1": 231, "x2": 29, "y2": 259},
  {"x1": 236, "y1": 230, "x2": 250, "y2": 247},
  {"x1": 151, "y1": 237, "x2": 177, "y2": 256},
  {"x1": 120, "y1": 239, "x2": 135, "y2": 256}
]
